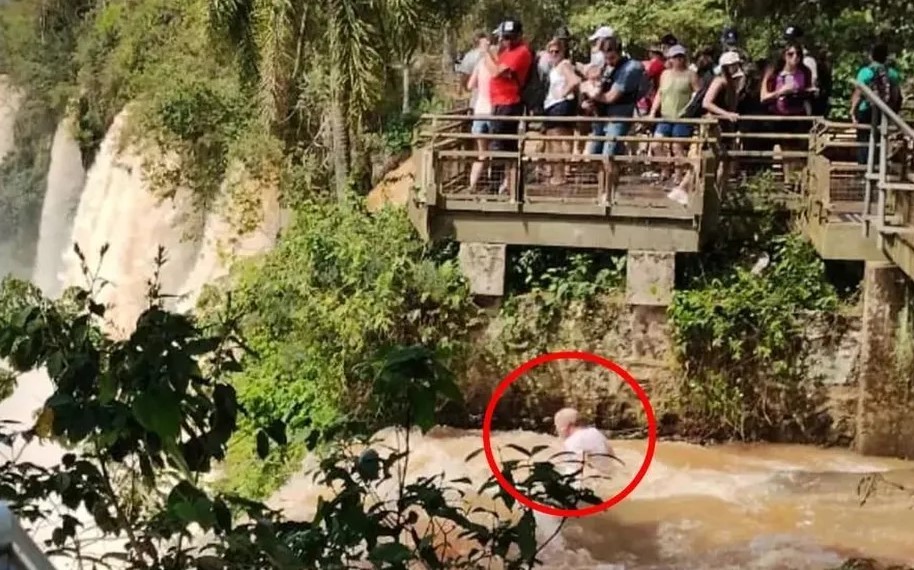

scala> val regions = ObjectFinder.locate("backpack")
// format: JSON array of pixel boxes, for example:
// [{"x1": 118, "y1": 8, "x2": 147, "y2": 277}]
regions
[{"x1": 869, "y1": 63, "x2": 903, "y2": 112}]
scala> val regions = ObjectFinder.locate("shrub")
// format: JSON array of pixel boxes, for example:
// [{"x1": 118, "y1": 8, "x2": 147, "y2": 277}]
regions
[
  {"x1": 669, "y1": 233, "x2": 840, "y2": 440},
  {"x1": 198, "y1": 197, "x2": 478, "y2": 496}
]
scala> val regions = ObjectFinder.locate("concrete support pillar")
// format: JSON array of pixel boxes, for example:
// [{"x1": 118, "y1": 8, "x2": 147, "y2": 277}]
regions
[
  {"x1": 625, "y1": 250, "x2": 675, "y2": 306},
  {"x1": 458, "y1": 242, "x2": 506, "y2": 297},
  {"x1": 625, "y1": 251, "x2": 675, "y2": 361},
  {"x1": 855, "y1": 261, "x2": 914, "y2": 458}
]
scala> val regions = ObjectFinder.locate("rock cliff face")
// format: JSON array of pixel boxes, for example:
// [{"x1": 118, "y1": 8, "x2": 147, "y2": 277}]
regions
[{"x1": 455, "y1": 294, "x2": 863, "y2": 443}]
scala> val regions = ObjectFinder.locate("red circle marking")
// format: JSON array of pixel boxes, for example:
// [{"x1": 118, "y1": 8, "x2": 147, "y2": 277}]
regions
[{"x1": 481, "y1": 350, "x2": 657, "y2": 518}]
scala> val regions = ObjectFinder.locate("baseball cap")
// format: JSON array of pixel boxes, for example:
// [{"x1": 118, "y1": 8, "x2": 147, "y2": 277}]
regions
[
  {"x1": 497, "y1": 18, "x2": 523, "y2": 37},
  {"x1": 661, "y1": 34, "x2": 679, "y2": 47},
  {"x1": 721, "y1": 26, "x2": 738, "y2": 46},
  {"x1": 784, "y1": 25, "x2": 804, "y2": 39},
  {"x1": 667, "y1": 44, "x2": 688, "y2": 58},
  {"x1": 588, "y1": 25, "x2": 615, "y2": 42}
]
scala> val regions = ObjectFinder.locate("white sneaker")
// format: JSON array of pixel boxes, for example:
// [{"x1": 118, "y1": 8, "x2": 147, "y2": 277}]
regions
[{"x1": 666, "y1": 187, "x2": 689, "y2": 206}]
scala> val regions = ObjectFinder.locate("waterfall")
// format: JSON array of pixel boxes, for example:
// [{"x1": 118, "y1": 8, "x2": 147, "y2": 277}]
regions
[
  {"x1": 0, "y1": 75, "x2": 18, "y2": 161},
  {"x1": 61, "y1": 109, "x2": 203, "y2": 336},
  {"x1": 176, "y1": 162, "x2": 286, "y2": 312},
  {"x1": 0, "y1": 75, "x2": 22, "y2": 278},
  {"x1": 0, "y1": 93, "x2": 285, "y2": 564},
  {"x1": 32, "y1": 118, "x2": 86, "y2": 297}
]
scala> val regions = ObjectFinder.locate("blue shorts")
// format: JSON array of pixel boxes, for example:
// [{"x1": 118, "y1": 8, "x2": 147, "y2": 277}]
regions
[
  {"x1": 655, "y1": 122, "x2": 694, "y2": 138},
  {"x1": 588, "y1": 120, "x2": 631, "y2": 157},
  {"x1": 472, "y1": 119, "x2": 492, "y2": 135}
]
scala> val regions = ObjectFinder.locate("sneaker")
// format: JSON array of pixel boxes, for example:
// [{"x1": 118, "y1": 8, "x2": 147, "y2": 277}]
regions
[{"x1": 666, "y1": 186, "x2": 689, "y2": 206}]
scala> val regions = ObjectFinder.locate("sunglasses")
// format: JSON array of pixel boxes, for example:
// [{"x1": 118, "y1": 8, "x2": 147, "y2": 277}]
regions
[{"x1": 786, "y1": 51, "x2": 798, "y2": 57}]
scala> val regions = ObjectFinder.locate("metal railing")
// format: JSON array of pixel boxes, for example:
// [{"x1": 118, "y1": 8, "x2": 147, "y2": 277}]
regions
[
  {"x1": 0, "y1": 503, "x2": 57, "y2": 570},
  {"x1": 417, "y1": 113, "x2": 719, "y2": 217},
  {"x1": 854, "y1": 79, "x2": 914, "y2": 249}
]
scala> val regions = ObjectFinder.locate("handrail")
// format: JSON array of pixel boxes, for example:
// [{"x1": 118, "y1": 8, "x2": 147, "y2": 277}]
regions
[
  {"x1": 853, "y1": 80, "x2": 914, "y2": 140},
  {"x1": 0, "y1": 502, "x2": 57, "y2": 570},
  {"x1": 853, "y1": 78, "x2": 914, "y2": 247}
]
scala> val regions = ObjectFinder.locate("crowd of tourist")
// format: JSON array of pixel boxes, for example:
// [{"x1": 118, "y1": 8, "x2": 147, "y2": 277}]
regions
[{"x1": 456, "y1": 19, "x2": 905, "y2": 205}]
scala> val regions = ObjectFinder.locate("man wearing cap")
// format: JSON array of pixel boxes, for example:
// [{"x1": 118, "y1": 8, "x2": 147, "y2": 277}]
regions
[
  {"x1": 576, "y1": 25, "x2": 614, "y2": 74},
  {"x1": 582, "y1": 34, "x2": 646, "y2": 203},
  {"x1": 479, "y1": 18, "x2": 533, "y2": 194}
]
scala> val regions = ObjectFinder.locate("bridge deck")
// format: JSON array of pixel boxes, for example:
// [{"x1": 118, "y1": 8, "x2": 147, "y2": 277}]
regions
[{"x1": 411, "y1": 111, "x2": 914, "y2": 276}]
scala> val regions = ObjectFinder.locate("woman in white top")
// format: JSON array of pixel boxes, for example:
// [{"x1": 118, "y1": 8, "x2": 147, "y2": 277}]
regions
[
  {"x1": 467, "y1": 48, "x2": 496, "y2": 191},
  {"x1": 542, "y1": 38, "x2": 580, "y2": 186}
]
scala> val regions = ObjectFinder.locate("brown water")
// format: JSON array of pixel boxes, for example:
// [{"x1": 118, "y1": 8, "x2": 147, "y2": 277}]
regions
[{"x1": 271, "y1": 427, "x2": 914, "y2": 569}]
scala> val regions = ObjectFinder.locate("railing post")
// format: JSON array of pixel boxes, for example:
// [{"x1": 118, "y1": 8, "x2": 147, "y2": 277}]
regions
[
  {"x1": 514, "y1": 116, "x2": 525, "y2": 204},
  {"x1": 0, "y1": 502, "x2": 58, "y2": 570},
  {"x1": 863, "y1": 111, "x2": 878, "y2": 237},
  {"x1": 877, "y1": 110, "x2": 889, "y2": 250}
]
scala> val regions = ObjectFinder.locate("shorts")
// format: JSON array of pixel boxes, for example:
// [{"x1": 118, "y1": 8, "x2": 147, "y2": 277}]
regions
[
  {"x1": 654, "y1": 122, "x2": 694, "y2": 138},
  {"x1": 471, "y1": 119, "x2": 492, "y2": 135},
  {"x1": 543, "y1": 99, "x2": 576, "y2": 131},
  {"x1": 588, "y1": 120, "x2": 630, "y2": 157},
  {"x1": 490, "y1": 103, "x2": 525, "y2": 152}
]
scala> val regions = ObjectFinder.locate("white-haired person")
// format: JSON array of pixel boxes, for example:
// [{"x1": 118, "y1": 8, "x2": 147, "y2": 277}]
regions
[{"x1": 553, "y1": 408, "x2": 620, "y2": 484}]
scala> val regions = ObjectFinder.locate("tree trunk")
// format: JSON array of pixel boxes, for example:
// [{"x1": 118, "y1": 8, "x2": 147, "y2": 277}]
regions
[
  {"x1": 442, "y1": 28, "x2": 454, "y2": 74},
  {"x1": 329, "y1": 93, "x2": 350, "y2": 201},
  {"x1": 401, "y1": 63, "x2": 411, "y2": 114}
]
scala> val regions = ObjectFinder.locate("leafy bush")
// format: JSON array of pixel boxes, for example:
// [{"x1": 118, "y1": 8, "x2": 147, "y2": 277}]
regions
[
  {"x1": 0, "y1": 259, "x2": 597, "y2": 569},
  {"x1": 669, "y1": 233, "x2": 840, "y2": 441},
  {"x1": 499, "y1": 247, "x2": 626, "y2": 358},
  {"x1": 198, "y1": 197, "x2": 478, "y2": 497}
]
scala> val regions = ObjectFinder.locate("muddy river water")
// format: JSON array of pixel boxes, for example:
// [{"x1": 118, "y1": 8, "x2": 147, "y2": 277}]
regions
[{"x1": 272, "y1": 427, "x2": 914, "y2": 569}]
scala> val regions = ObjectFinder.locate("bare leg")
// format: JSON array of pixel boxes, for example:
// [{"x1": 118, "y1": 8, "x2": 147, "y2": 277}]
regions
[
  {"x1": 672, "y1": 142, "x2": 686, "y2": 184},
  {"x1": 652, "y1": 133, "x2": 670, "y2": 181},
  {"x1": 469, "y1": 138, "x2": 488, "y2": 191},
  {"x1": 547, "y1": 127, "x2": 572, "y2": 185}
]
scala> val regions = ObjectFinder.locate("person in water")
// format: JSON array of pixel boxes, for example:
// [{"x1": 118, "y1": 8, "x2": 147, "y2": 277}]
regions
[{"x1": 553, "y1": 408, "x2": 620, "y2": 480}]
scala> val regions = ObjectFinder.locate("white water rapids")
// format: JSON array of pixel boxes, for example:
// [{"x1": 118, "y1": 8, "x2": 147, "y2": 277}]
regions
[{"x1": 1, "y1": 82, "x2": 913, "y2": 568}]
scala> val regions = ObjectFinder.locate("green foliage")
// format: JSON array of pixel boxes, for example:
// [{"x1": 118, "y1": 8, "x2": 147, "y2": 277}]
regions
[
  {"x1": 669, "y1": 231, "x2": 839, "y2": 441},
  {"x1": 570, "y1": 0, "x2": 726, "y2": 52},
  {"x1": 499, "y1": 247, "x2": 625, "y2": 357},
  {"x1": 0, "y1": 266, "x2": 597, "y2": 568},
  {"x1": 199, "y1": 198, "x2": 478, "y2": 496}
]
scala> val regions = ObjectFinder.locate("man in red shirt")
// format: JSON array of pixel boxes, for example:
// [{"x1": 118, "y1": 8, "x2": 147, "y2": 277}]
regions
[{"x1": 480, "y1": 18, "x2": 533, "y2": 154}]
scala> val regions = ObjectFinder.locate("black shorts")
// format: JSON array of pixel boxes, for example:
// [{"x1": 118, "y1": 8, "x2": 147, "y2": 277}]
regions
[
  {"x1": 491, "y1": 103, "x2": 525, "y2": 152},
  {"x1": 543, "y1": 99, "x2": 576, "y2": 131}
]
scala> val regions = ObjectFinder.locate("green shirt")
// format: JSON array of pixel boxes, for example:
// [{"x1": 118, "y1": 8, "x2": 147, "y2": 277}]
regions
[{"x1": 856, "y1": 63, "x2": 902, "y2": 112}]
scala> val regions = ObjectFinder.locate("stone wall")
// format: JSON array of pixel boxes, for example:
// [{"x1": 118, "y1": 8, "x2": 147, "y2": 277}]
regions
[{"x1": 462, "y1": 294, "x2": 866, "y2": 441}]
